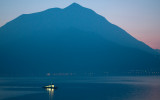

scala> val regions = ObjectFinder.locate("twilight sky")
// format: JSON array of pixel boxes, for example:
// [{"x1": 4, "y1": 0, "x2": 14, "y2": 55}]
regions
[{"x1": 0, "y1": 0, "x2": 160, "y2": 49}]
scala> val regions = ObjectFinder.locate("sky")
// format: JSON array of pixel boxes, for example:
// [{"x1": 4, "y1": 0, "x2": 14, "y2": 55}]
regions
[{"x1": 0, "y1": 0, "x2": 160, "y2": 49}]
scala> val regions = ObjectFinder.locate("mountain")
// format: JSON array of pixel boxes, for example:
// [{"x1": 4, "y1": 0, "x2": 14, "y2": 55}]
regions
[
  {"x1": 0, "y1": 3, "x2": 160, "y2": 76},
  {"x1": 0, "y1": 3, "x2": 154, "y2": 53},
  {"x1": 155, "y1": 49, "x2": 160, "y2": 54}
]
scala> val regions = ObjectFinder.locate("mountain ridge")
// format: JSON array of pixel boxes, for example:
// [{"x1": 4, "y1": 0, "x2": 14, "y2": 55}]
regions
[
  {"x1": 0, "y1": 3, "x2": 159, "y2": 76},
  {"x1": 0, "y1": 3, "x2": 155, "y2": 54}
]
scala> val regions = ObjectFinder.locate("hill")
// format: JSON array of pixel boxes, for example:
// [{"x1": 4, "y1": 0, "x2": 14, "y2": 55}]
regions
[{"x1": 0, "y1": 3, "x2": 159, "y2": 76}]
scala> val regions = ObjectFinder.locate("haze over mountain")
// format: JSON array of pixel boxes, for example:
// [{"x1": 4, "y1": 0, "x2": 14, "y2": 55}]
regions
[{"x1": 0, "y1": 3, "x2": 160, "y2": 76}]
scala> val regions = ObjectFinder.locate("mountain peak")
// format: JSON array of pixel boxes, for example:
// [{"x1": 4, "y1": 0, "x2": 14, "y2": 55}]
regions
[
  {"x1": 66, "y1": 3, "x2": 83, "y2": 9},
  {"x1": 70, "y1": 3, "x2": 82, "y2": 7}
]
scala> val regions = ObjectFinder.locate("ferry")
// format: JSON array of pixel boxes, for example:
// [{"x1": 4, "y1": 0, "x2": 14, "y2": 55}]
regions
[{"x1": 43, "y1": 83, "x2": 58, "y2": 89}]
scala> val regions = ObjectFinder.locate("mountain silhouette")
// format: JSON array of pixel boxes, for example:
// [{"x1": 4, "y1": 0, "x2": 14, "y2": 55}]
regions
[
  {"x1": 0, "y1": 3, "x2": 160, "y2": 76},
  {"x1": 155, "y1": 49, "x2": 160, "y2": 54}
]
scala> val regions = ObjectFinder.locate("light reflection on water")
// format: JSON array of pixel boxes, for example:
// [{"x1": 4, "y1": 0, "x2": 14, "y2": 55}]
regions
[
  {"x1": 0, "y1": 76, "x2": 160, "y2": 100},
  {"x1": 45, "y1": 88, "x2": 54, "y2": 100}
]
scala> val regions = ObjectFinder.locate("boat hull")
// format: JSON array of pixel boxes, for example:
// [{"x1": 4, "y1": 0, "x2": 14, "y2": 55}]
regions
[{"x1": 43, "y1": 86, "x2": 58, "y2": 89}]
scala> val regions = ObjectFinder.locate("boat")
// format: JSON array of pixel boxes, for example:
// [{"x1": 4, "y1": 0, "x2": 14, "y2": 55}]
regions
[{"x1": 43, "y1": 83, "x2": 58, "y2": 89}]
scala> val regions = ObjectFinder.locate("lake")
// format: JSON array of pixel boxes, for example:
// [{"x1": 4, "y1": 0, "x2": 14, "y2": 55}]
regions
[{"x1": 0, "y1": 76, "x2": 160, "y2": 100}]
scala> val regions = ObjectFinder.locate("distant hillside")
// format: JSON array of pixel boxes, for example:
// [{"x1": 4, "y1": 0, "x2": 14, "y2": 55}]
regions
[
  {"x1": 0, "y1": 3, "x2": 159, "y2": 76},
  {"x1": 155, "y1": 49, "x2": 160, "y2": 54}
]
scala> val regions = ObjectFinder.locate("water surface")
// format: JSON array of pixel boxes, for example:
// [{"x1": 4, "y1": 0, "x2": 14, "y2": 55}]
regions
[{"x1": 0, "y1": 76, "x2": 160, "y2": 100}]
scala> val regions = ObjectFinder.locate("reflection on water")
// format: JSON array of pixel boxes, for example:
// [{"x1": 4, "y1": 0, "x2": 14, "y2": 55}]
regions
[
  {"x1": 0, "y1": 76, "x2": 160, "y2": 100},
  {"x1": 45, "y1": 88, "x2": 54, "y2": 100}
]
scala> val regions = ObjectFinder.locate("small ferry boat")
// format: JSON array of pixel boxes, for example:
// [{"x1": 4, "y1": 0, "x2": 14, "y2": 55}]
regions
[{"x1": 43, "y1": 83, "x2": 58, "y2": 89}]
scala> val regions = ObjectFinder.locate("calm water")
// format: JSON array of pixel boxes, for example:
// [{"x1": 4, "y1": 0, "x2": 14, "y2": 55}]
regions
[{"x1": 0, "y1": 76, "x2": 160, "y2": 100}]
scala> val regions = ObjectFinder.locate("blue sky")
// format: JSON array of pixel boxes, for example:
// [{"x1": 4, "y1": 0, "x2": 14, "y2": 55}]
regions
[{"x1": 0, "y1": 0, "x2": 160, "y2": 49}]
